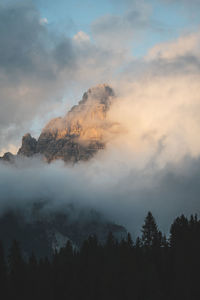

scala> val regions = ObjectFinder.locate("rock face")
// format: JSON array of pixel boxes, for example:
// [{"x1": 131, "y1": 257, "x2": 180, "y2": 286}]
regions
[
  {"x1": 16, "y1": 84, "x2": 115, "y2": 163},
  {"x1": 0, "y1": 152, "x2": 15, "y2": 162},
  {"x1": 18, "y1": 133, "x2": 37, "y2": 156}
]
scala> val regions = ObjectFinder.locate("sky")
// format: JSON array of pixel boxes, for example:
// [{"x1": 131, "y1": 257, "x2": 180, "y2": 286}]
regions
[
  {"x1": 0, "y1": 0, "x2": 200, "y2": 153},
  {"x1": 1, "y1": 0, "x2": 200, "y2": 234}
]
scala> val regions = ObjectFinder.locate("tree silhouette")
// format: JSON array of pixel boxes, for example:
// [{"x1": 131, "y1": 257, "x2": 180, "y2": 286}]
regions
[
  {"x1": 8, "y1": 240, "x2": 26, "y2": 299},
  {"x1": 1, "y1": 213, "x2": 200, "y2": 300},
  {"x1": 0, "y1": 241, "x2": 7, "y2": 298},
  {"x1": 142, "y1": 212, "x2": 162, "y2": 248}
]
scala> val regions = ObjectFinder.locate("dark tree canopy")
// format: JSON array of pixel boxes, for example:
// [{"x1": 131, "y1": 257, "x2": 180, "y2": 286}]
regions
[{"x1": 0, "y1": 212, "x2": 200, "y2": 300}]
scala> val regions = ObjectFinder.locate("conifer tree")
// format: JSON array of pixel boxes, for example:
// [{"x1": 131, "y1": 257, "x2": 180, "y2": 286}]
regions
[{"x1": 142, "y1": 212, "x2": 161, "y2": 248}]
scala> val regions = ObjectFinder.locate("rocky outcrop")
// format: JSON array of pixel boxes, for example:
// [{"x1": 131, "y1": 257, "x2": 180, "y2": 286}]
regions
[
  {"x1": 36, "y1": 84, "x2": 114, "y2": 162},
  {"x1": 18, "y1": 133, "x2": 37, "y2": 157},
  {"x1": 3, "y1": 84, "x2": 115, "y2": 163},
  {"x1": 0, "y1": 152, "x2": 15, "y2": 162}
]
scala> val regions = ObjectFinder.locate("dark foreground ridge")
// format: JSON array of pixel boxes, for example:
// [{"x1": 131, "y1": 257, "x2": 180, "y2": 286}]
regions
[
  {"x1": 0, "y1": 212, "x2": 199, "y2": 300},
  {"x1": 0, "y1": 84, "x2": 115, "y2": 163},
  {"x1": 0, "y1": 206, "x2": 126, "y2": 258}
]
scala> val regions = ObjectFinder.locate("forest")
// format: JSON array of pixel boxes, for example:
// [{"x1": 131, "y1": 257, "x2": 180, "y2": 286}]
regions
[{"x1": 0, "y1": 212, "x2": 200, "y2": 300}]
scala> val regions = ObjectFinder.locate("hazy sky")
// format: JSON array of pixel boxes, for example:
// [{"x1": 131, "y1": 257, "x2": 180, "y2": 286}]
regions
[
  {"x1": 0, "y1": 0, "x2": 200, "y2": 153},
  {"x1": 1, "y1": 0, "x2": 200, "y2": 235}
]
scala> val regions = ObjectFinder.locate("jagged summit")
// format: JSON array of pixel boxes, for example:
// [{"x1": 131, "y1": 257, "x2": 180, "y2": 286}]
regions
[
  {"x1": 1, "y1": 84, "x2": 115, "y2": 163},
  {"x1": 36, "y1": 84, "x2": 115, "y2": 162},
  {"x1": 18, "y1": 133, "x2": 37, "y2": 157},
  {"x1": 40, "y1": 84, "x2": 114, "y2": 139}
]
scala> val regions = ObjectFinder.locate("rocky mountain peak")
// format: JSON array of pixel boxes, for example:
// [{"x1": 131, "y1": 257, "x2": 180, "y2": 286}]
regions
[
  {"x1": 1, "y1": 84, "x2": 115, "y2": 163},
  {"x1": 79, "y1": 84, "x2": 114, "y2": 107},
  {"x1": 41, "y1": 84, "x2": 114, "y2": 137},
  {"x1": 36, "y1": 84, "x2": 115, "y2": 162}
]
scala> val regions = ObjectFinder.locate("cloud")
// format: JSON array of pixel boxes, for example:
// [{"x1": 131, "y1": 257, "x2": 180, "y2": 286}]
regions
[
  {"x1": 116, "y1": 27, "x2": 200, "y2": 81},
  {"x1": 0, "y1": 1, "x2": 127, "y2": 152},
  {"x1": 0, "y1": 151, "x2": 200, "y2": 237},
  {"x1": 73, "y1": 31, "x2": 90, "y2": 42},
  {"x1": 0, "y1": 144, "x2": 18, "y2": 156},
  {"x1": 0, "y1": 1, "x2": 75, "y2": 149},
  {"x1": 2, "y1": 0, "x2": 199, "y2": 153},
  {"x1": 161, "y1": 0, "x2": 200, "y2": 5},
  {"x1": 1, "y1": 29, "x2": 200, "y2": 234},
  {"x1": 1, "y1": 0, "x2": 200, "y2": 237},
  {"x1": 156, "y1": 0, "x2": 200, "y2": 20},
  {"x1": 39, "y1": 17, "x2": 48, "y2": 25},
  {"x1": 146, "y1": 31, "x2": 200, "y2": 61},
  {"x1": 106, "y1": 31, "x2": 200, "y2": 169},
  {"x1": 109, "y1": 0, "x2": 200, "y2": 28},
  {"x1": 91, "y1": 1, "x2": 153, "y2": 51}
]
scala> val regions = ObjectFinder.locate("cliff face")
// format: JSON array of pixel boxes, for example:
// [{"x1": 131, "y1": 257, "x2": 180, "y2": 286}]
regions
[
  {"x1": 11, "y1": 84, "x2": 114, "y2": 163},
  {"x1": 35, "y1": 84, "x2": 114, "y2": 162}
]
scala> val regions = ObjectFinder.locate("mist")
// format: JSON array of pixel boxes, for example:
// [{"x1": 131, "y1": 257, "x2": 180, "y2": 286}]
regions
[
  {"x1": 1, "y1": 69, "x2": 200, "y2": 237},
  {"x1": 1, "y1": 42, "x2": 200, "y2": 236},
  {"x1": 1, "y1": 141, "x2": 200, "y2": 238},
  {"x1": 1, "y1": 1, "x2": 200, "y2": 238}
]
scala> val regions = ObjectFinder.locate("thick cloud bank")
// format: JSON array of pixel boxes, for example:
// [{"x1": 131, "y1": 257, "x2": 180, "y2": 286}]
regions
[{"x1": 0, "y1": 149, "x2": 200, "y2": 237}]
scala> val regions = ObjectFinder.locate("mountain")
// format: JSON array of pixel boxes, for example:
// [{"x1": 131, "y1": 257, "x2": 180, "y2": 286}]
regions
[
  {"x1": 0, "y1": 206, "x2": 127, "y2": 258},
  {"x1": 1, "y1": 84, "x2": 115, "y2": 163},
  {"x1": 0, "y1": 84, "x2": 127, "y2": 257}
]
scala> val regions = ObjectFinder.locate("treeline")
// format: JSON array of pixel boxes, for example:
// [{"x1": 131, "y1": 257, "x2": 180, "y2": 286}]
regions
[{"x1": 0, "y1": 212, "x2": 200, "y2": 300}]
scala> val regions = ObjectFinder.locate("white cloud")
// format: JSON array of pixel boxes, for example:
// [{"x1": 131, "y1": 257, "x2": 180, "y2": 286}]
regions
[
  {"x1": 146, "y1": 30, "x2": 200, "y2": 61},
  {"x1": 73, "y1": 31, "x2": 90, "y2": 42},
  {"x1": 39, "y1": 17, "x2": 48, "y2": 25}
]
